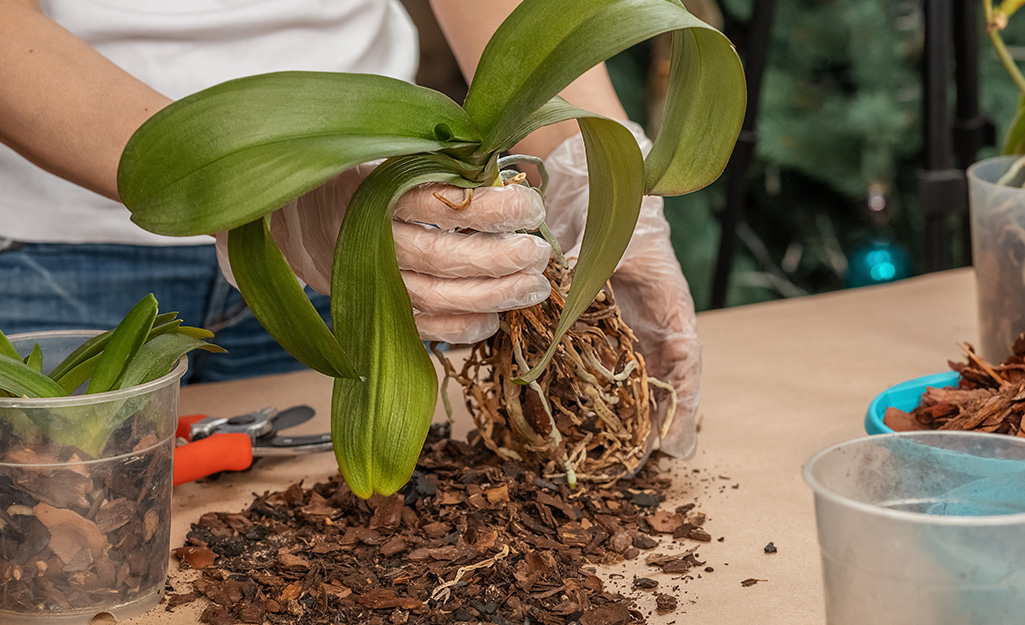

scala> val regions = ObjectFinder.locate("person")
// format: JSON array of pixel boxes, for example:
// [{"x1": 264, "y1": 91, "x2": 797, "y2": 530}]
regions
[{"x1": 0, "y1": 0, "x2": 702, "y2": 458}]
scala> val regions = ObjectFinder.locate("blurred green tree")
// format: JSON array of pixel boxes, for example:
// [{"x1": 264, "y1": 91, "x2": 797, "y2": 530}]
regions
[{"x1": 609, "y1": 0, "x2": 1025, "y2": 310}]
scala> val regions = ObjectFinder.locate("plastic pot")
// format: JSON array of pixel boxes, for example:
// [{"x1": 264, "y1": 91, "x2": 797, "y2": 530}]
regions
[
  {"x1": 804, "y1": 431, "x2": 1025, "y2": 624},
  {"x1": 0, "y1": 331, "x2": 185, "y2": 624}
]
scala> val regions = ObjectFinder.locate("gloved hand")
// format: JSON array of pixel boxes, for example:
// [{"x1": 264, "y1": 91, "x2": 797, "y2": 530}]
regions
[
  {"x1": 543, "y1": 121, "x2": 702, "y2": 460},
  {"x1": 215, "y1": 162, "x2": 552, "y2": 344}
]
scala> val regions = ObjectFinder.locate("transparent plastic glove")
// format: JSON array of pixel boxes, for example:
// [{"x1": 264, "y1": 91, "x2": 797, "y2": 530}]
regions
[
  {"x1": 215, "y1": 164, "x2": 552, "y2": 344},
  {"x1": 544, "y1": 121, "x2": 702, "y2": 460}
]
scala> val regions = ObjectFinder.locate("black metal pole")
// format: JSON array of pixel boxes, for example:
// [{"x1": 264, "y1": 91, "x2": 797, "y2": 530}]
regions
[
  {"x1": 953, "y1": 0, "x2": 984, "y2": 166},
  {"x1": 710, "y1": 0, "x2": 776, "y2": 309},
  {"x1": 919, "y1": 0, "x2": 954, "y2": 272},
  {"x1": 922, "y1": 0, "x2": 954, "y2": 173},
  {"x1": 952, "y1": 0, "x2": 995, "y2": 265}
]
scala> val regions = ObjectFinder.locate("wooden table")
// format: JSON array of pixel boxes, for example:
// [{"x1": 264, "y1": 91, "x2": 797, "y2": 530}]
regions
[{"x1": 129, "y1": 268, "x2": 979, "y2": 624}]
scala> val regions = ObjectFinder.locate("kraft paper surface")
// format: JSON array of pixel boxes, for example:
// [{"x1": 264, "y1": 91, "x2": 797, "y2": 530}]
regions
[{"x1": 126, "y1": 268, "x2": 978, "y2": 624}]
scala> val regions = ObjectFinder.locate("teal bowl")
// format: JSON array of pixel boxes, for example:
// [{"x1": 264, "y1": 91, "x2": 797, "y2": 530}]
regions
[{"x1": 864, "y1": 371, "x2": 960, "y2": 435}]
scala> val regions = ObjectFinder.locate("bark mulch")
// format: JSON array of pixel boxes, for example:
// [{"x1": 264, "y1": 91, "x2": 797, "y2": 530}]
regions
[
  {"x1": 166, "y1": 424, "x2": 714, "y2": 624},
  {"x1": 884, "y1": 334, "x2": 1025, "y2": 436}
]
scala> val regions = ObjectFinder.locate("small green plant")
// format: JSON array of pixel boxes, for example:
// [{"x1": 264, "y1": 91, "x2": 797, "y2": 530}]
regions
[
  {"x1": 0, "y1": 294, "x2": 224, "y2": 455},
  {"x1": 116, "y1": 0, "x2": 747, "y2": 497},
  {"x1": 986, "y1": 0, "x2": 1025, "y2": 155}
]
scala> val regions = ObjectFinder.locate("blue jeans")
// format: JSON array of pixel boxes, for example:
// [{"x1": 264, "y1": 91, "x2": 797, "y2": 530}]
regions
[{"x1": 0, "y1": 240, "x2": 331, "y2": 384}]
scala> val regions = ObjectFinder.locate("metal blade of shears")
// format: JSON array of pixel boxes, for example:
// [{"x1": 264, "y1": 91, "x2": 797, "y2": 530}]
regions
[
  {"x1": 268, "y1": 405, "x2": 316, "y2": 432},
  {"x1": 252, "y1": 431, "x2": 333, "y2": 456},
  {"x1": 252, "y1": 405, "x2": 331, "y2": 456}
]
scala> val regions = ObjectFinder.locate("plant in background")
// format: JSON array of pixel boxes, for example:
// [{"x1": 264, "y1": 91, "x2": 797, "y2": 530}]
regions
[
  {"x1": 967, "y1": 3, "x2": 1025, "y2": 363},
  {"x1": 0, "y1": 293, "x2": 224, "y2": 456},
  {"x1": 986, "y1": 0, "x2": 1025, "y2": 155},
  {"x1": 116, "y1": 0, "x2": 746, "y2": 498}
]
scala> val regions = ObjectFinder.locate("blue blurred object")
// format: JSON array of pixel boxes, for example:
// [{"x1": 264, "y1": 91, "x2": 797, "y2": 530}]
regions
[
  {"x1": 847, "y1": 238, "x2": 913, "y2": 288},
  {"x1": 929, "y1": 469, "x2": 1025, "y2": 516},
  {"x1": 865, "y1": 370, "x2": 960, "y2": 435},
  {"x1": 846, "y1": 185, "x2": 914, "y2": 289}
]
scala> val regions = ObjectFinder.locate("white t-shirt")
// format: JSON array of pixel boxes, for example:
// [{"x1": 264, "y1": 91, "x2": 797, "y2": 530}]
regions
[{"x1": 0, "y1": 0, "x2": 419, "y2": 245}]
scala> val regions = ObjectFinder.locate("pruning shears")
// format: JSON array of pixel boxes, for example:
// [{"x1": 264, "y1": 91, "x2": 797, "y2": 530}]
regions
[{"x1": 173, "y1": 405, "x2": 331, "y2": 486}]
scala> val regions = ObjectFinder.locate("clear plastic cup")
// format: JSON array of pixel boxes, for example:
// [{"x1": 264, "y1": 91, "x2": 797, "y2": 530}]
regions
[
  {"x1": 968, "y1": 155, "x2": 1025, "y2": 363},
  {"x1": 804, "y1": 431, "x2": 1025, "y2": 625},
  {"x1": 0, "y1": 331, "x2": 186, "y2": 624}
]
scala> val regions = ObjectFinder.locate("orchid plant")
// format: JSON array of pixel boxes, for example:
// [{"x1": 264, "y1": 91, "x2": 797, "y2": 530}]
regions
[{"x1": 116, "y1": 0, "x2": 747, "y2": 498}]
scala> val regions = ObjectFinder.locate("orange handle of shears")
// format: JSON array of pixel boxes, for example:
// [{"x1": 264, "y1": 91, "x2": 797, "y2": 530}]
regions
[
  {"x1": 176, "y1": 413, "x2": 208, "y2": 441},
  {"x1": 173, "y1": 415, "x2": 253, "y2": 486}
]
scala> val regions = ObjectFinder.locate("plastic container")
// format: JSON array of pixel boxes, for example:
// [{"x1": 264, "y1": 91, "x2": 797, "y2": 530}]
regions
[
  {"x1": 804, "y1": 431, "x2": 1025, "y2": 625},
  {"x1": 0, "y1": 331, "x2": 186, "y2": 624},
  {"x1": 864, "y1": 371, "x2": 959, "y2": 435},
  {"x1": 968, "y1": 155, "x2": 1025, "y2": 363}
]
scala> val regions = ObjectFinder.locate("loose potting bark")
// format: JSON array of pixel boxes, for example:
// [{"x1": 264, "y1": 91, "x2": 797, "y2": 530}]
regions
[
  {"x1": 166, "y1": 257, "x2": 704, "y2": 623},
  {"x1": 168, "y1": 425, "x2": 713, "y2": 625},
  {"x1": 0, "y1": 418, "x2": 172, "y2": 616},
  {"x1": 883, "y1": 334, "x2": 1025, "y2": 435}
]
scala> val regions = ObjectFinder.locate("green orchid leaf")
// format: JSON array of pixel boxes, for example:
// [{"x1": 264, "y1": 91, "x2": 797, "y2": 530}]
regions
[
  {"x1": 0, "y1": 330, "x2": 19, "y2": 361},
  {"x1": 119, "y1": 72, "x2": 482, "y2": 236},
  {"x1": 330, "y1": 156, "x2": 470, "y2": 498},
  {"x1": 86, "y1": 293, "x2": 158, "y2": 394},
  {"x1": 176, "y1": 325, "x2": 215, "y2": 340},
  {"x1": 643, "y1": 25, "x2": 746, "y2": 195},
  {"x1": 465, "y1": 0, "x2": 744, "y2": 178},
  {"x1": 1004, "y1": 95, "x2": 1025, "y2": 155},
  {"x1": 0, "y1": 354, "x2": 68, "y2": 398},
  {"x1": 54, "y1": 354, "x2": 101, "y2": 395},
  {"x1": 48, "y1": 311, "x2": 179, "y2": 382},
  {"x1": 24, "y1": 344, "x2": 43, "y2": 371},
  {"x1": 502, "y1": 96, "x2": 593, "y2": 150},
  {"x1": 148, "y1": 319, "x2": 184, "y2": 338},
  {"x1": 118, "y1": 333, "x2": 226, "y2": 389},
  {"x1": 515, "y1": 117, "x2": 644, "y2": 384},
  {"x1": 53, "y1": 327, "x2": 220, "y2": 395},
  {"x1": 227, "y1": 216, "x2": 360, "y2": 380}
]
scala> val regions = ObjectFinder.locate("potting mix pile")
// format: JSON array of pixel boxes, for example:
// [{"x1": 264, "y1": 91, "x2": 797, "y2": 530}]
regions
[
  {"x1": 167, "y1": 424, "x2": 718, "y2": 625},
  {"x1": 884, "y1": 333, "x2": 1025, "y2": 435}
]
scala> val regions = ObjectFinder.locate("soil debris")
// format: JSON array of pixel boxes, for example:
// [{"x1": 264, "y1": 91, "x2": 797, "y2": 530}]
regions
[
  {"x1": 883, "y1": 335, "x2": 1025, "y2": 436},
  {"x1": 632, "y1": 578, "x2": 659, "y2": 590},
  {"x1": 166, "y1": 425, "x2": 714, "y2": 624},
  {"x1": 654, "y1": 593, "x2": 678, "y2": 614}
]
